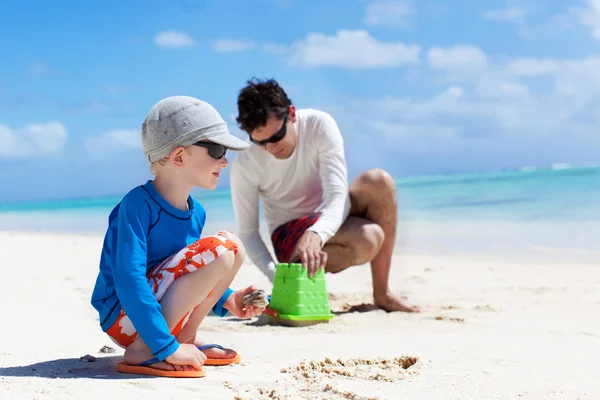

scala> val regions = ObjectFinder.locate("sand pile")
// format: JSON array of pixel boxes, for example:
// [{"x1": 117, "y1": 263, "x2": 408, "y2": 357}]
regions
[{"x1": 225, "y1": 356, "x2": 419, "y2": 400}]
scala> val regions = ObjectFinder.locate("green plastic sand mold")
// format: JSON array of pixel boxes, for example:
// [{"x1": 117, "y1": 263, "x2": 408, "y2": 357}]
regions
[{"x1": 264, "y1": 263, "x2": 334, "y2": 323}]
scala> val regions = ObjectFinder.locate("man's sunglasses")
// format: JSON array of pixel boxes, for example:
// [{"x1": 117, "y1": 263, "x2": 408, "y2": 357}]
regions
[
  {"x1": 250, "y1": 114, "x2": 288, "y2": 146},
  {"x1": 193, "y1": 141, "x2": 227, "y2": 159}
]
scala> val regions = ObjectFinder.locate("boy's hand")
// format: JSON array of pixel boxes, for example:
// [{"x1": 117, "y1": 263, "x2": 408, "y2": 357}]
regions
[
  {"x1": 165, "y1": 343, "x2": 207, "y2": 371},
  {"x1": 224, "y1": 285, "x2": 267, "y2": 319}
]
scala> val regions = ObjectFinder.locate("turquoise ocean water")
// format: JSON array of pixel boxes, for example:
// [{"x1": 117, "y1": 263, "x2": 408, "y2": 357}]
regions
[{"x1": 1, "y1": 165, "x2": 598, "y2": 263}]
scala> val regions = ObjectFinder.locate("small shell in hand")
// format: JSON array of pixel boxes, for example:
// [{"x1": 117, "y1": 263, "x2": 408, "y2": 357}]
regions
[{"x1": 243, "y1": 289, "x2": 270, "y2": 307}]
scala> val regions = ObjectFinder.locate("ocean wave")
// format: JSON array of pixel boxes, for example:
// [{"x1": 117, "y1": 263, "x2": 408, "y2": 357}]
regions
[
  {"x1": 424, "y1": 196, "x2": 537, "y2": 210},
  {"x1": 395, "y1": 164, "x2": 600, "y2": 188}
]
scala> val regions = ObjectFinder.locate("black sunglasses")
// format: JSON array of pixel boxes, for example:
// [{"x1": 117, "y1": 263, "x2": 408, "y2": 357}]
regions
[
  {"x1": 250, "y1": 114, "x2": 288, "y2": 146},
  {"x1": 192, "y1": 141, "x2": 227, "y2": 159}
]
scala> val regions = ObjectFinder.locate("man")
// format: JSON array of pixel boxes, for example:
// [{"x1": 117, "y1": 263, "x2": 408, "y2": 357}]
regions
[{"x1": 230, "y1": 78, "x2": 419, "y2": 313}]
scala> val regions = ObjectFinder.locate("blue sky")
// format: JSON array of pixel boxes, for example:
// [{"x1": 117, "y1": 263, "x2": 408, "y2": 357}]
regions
[{"x1": 1, "y1": 0, "x2": 599, "y2": 202}]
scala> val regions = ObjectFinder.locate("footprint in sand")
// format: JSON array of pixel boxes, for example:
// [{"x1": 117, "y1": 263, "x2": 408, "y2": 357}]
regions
[
  {"x1": 341, "y1": 303, "x2": 379, "y2": 313},
  {"x1": 127, "y1": 381, "x2": 155, "y2": 390},
  {"x1": 473, "y1": 305, "x2": 498, "y2": 312},
  {"x1": 442, "y1": 305, "x2": 460, "y2": 310},
  {"x1": 578, "y1": 331, "x2": 600, "y2": 338},
  {"x1": 434, "y1": 316, "x2": 465, "y2": 322},
  {"x1": 409, "y1": 275, "x2": 427, "y2": 284}
]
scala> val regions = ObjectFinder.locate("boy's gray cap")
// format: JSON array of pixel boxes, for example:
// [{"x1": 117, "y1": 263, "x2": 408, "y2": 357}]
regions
[{"x1": 142, "y1": 95, "x2": 249, "y2": 163}]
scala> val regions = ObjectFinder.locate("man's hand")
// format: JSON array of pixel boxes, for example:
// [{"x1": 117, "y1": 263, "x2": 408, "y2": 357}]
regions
[
  {"x1": 224, "y1": 285, "x2": 267, "y2": 319},
  {"x1": 290, "y1": 231, "x2": 327, "y2": 278}
]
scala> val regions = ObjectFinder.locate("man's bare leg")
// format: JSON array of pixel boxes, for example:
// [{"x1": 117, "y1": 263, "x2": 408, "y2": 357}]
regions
[
  {"x1": 324, "y1": 168, "x2": 419, "y2": 312},
  {"x1": 323, "y1": 217, "x2": 384, "y2": 270},
  {"x1": 288, "y1": 216, "x2": 383, "y2": 271}
]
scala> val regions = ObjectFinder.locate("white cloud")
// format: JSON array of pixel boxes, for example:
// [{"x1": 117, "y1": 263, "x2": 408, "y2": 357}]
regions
[
  {"x1": 85, "y1": 130, "x2": 140, "y2": 156},
  {"x1": 342, "y1": 88, "x2": 595, "y2": 154},
  {"x1": 0, "y1": 122, "x2": 67, "y2": 159},
  {"x1": 505, "y1": 58, "x2": 561, "y2": 76},
  {"x1": 483, "y1": 7, "x2": 525, "y2": 23},
  {"x1": 154, "y1": 30, "x2": 197, "y2": 48},
  {"x1": 446, "y1": 86, "x2": 464, "y2": 97},
  {"x1": 327, "y1": 51, "x2": 600, "y2": 171},
  {"x1": 427, "y1": 45, "x2": 488, "y2": 80},
  {"x1": 505, "y1": 57, "x2": 600, "y2": 94},
  {"x1": 554, "y1": 57, "x2": 600, "y2": 94},
  {"x1": 476, "y1": 75, "x2": 530, "y2": 99},
  {"x1": 288, "y1": 29, "x2": 420, "y2": 68},
  {"x1": 428, "y1": 45, "x2": 488, "y2": 70},
  {"x1": 213, "y1": 39, "x2": 255, "y2": 53},
  {"x1": 482, "y1": 2, "x2": 594, "y2": 39},
  {"x1": 577, "y1": 0, "x2": 600, "y2": 40},
  {"x1": 518, "y1": 11, "x2": 576, "y2": 39},
  {"x1": 365, "y1": 0, "x2": 415, "y2": 29}
]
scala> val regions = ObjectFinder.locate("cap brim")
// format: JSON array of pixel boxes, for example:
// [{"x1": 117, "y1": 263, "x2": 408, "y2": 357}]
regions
[{"x1": 210, "y1": 132, "x2": 250, "y2": 151}]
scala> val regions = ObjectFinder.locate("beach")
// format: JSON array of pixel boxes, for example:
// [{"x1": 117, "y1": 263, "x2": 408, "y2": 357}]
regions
[
  {"x1": 0, "y1": 228, "x2": 598, "y2": 400},
  {"x1": 4, "y1": 0, "x2": 600, "y2": 397}
]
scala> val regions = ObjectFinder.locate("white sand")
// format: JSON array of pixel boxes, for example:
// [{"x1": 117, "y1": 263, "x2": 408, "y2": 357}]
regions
[{"x1": 0, "y1": 230, "x2": 598, "y2": 399}]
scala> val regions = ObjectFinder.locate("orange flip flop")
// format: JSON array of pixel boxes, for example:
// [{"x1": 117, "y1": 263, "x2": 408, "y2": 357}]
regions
[
  {"x1": 198, "y1": 344, "x2": 242, "y2": 366},
  {"x1": 116, "y1": 357, "x2": 206, "y2": 378}
]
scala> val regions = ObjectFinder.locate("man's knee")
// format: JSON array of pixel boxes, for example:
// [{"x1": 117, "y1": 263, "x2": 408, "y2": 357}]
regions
[
  {"x1": 357, "y1": 168, "x2": 396, "y2": 193},
  {"x1": 350, "y1": 169, "x2": 397, "y2": 215}
]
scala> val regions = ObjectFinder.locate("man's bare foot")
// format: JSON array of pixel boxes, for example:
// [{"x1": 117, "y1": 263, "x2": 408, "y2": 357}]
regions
[
  {"x1": 179, "y1": 335, "x2": 238, "y2": 360},
  {"x1": 374, "y1": 292, "x2": 420, "y2": 313},
  {"x1": 123, "y1": 338, "x2": 196, "y2": 372}
]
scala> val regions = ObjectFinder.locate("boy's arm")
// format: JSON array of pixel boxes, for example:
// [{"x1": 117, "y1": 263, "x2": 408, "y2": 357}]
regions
[
  {"x1": 230, "y1": 156, "x2": 277, "y2": 280},
  {"x1": 307, "y1": 112, "x2": 351, "y2": 245},
  {"x1": 111, "y1": 197, "x2": 179, "y2": 361},
  {"x1": 211, "y1": 288, "x2": 234, "y2": 317}
]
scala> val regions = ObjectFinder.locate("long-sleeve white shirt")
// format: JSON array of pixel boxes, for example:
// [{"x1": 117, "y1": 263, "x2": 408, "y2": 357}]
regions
[{"x1": 230, "y1": 108, "x2": 351, "y2": 280}]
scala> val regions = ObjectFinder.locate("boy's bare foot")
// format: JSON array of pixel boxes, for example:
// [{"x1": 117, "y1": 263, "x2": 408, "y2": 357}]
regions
[
  {"x1": 195, "y1": 338, "x2": 238, "y2": 360},
  {"x1": 374, "y1": 291, "x2": 420, "y2": 313},
  {"x1": 178, "y1": 335, "x2": 238, "y2": 360},
  {"x1": 124, "y1": 339, "x2": 199, "y2": 371}
]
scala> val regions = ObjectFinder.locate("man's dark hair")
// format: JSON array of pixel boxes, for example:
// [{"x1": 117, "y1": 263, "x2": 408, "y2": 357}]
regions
[{"x1": 236, "y1": 77, "x2": 292, "y2": 133}]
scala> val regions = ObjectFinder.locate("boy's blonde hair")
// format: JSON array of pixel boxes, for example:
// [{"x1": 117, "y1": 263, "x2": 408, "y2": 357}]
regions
[
  {"x1": 148, "y1": 147, "x2": 193, "y2": 175},
  {"x1": 149, "y1": 159, "x2": 166, "y2": 175}
]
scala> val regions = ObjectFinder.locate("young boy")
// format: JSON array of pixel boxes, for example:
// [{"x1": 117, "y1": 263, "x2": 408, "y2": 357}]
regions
[{"x1": 91, "y1": 95, "x2": 265, "y2": 378}]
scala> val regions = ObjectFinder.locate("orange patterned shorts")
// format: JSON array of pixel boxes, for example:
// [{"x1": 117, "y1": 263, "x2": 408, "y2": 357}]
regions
[{"x1": 106, "y1": 231, "x2": 238, "y2": 348}]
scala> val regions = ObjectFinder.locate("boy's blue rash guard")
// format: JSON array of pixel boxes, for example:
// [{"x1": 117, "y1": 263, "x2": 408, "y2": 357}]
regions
[{"x1": 91, "y1": 180, "x2": 234, "y2": 361}]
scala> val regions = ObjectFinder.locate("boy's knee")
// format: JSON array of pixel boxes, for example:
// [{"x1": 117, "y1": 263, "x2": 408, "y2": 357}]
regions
[
  {"x1": 220, "y1": 231, "x2": 247, "y2": 264},
  {"x1": 213, "y1": 249, "x2": 236, "y2": 275}
]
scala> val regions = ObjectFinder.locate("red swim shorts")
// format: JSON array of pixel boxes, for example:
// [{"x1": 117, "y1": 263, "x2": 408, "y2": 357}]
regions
[{"x1": 270, "y1": 213, "x2": 321, "y2": 263}]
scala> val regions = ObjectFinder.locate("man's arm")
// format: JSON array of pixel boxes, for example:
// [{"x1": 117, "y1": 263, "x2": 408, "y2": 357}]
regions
[
  {"x1": 230, "y1": 157, "x2": 277, "y2": 282},
  {"x1": 112, "y1": 197, "x2": 179, "y2": 361},
  {"x1": 306, "y1": 111, "x2": 351, "y2": 245}
]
